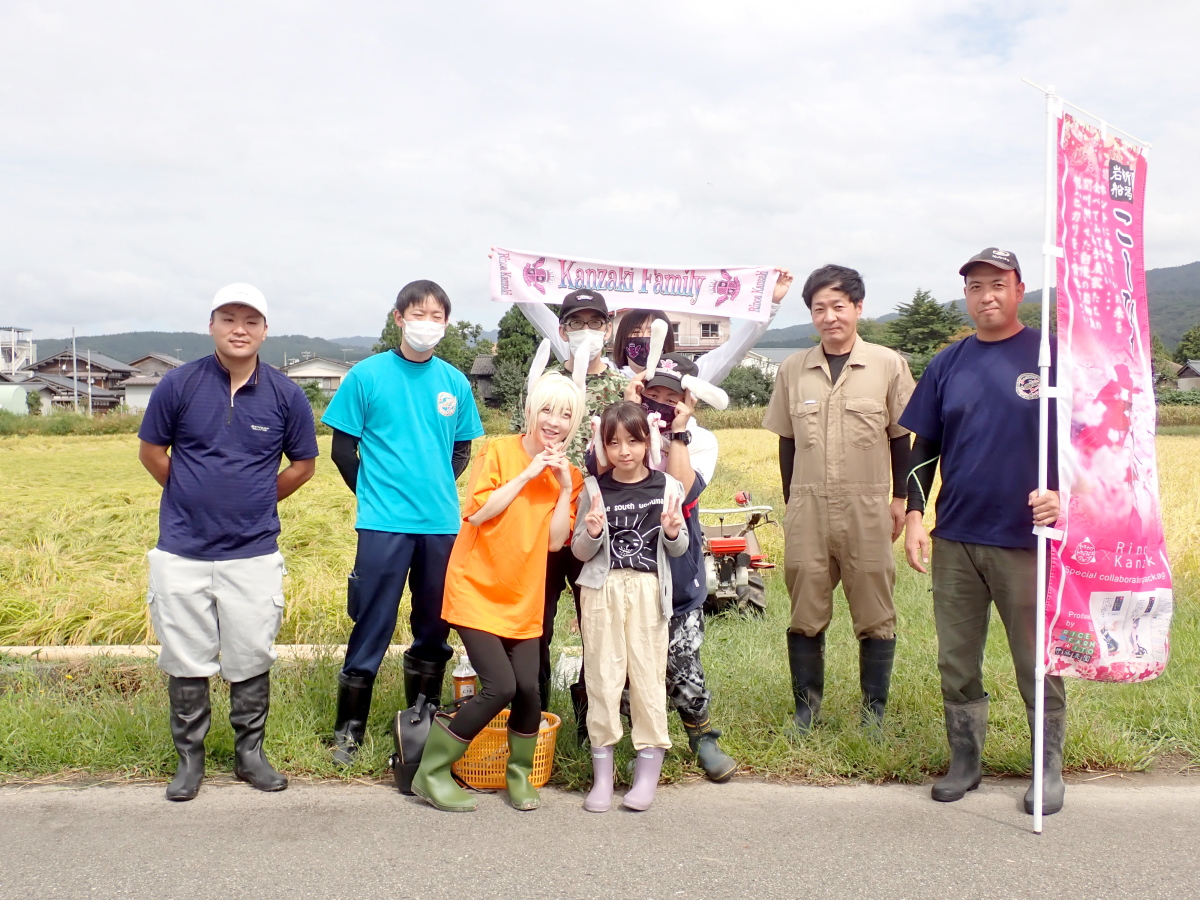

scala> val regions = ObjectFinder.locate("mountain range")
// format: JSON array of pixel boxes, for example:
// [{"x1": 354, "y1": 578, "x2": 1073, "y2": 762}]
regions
[{"x1": 755, "y1": 261, "x2": 1200, "y2": 349}]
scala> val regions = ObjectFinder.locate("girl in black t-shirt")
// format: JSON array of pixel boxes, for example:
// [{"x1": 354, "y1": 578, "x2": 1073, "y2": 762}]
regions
[{"x1": 572, "y1": 402, "x2": 688, "y2": 812}]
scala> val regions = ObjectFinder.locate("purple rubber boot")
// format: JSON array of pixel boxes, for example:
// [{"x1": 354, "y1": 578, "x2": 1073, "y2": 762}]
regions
[
  {"x1": 622, "y1": 747, "x2": 665, "y2": 811},
  {"x1": 584, "y1": 746, "x2": 615, "y2": 813}
]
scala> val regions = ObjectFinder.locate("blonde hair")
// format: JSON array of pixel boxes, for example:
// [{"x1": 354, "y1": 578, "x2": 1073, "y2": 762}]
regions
[{"x1": 524, "y1": 373, "x2": 585, "y2": 446}]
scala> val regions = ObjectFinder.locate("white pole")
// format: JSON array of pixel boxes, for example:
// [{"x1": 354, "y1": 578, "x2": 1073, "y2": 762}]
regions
[
  {"x1": 71, "y1": 328, "x2": 79, "y2": 414},
  {"x1": 1032, "y1": 83, "x2": 1060, "y2": 836},
  {"x1": 87, "y1": 349, "x2": 93, "y2": 416}
]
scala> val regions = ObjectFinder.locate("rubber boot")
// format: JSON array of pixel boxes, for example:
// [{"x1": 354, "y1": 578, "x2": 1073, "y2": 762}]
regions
[
  {"x1": 403, "y1": 651, "x2": 446, "y2": 709},
  {"x1": 622, "y1": 747, "x2": 666, "y2": 811},
  {"x1": 165, "y1": 676, "x2": 210, "y2": 802},
  {"x1": 1024, "y1": 707, "x2": 1066, "y2": 816},
  {"x1": 786, "y1": 631, "x2": 824, "y2": 734},
  {"x1": 583, "y1": 745, "x2": 614, "y2": 813},
  {"x1": 332, "y1": 671, "x2": 375, "y2": 766},
  {"x1": 859, "y1": 637, "x2": 897, "y2": 730},
  {"x1": 229, "y1": 671, "x2": 288, "y2": 792},
  {"x1": 681, "y1": 716, "x2": 737, "y2": 783},
  {"x1": 411, "y1": 714, "x2": 477, "y2": 812},
  {"x1": 505, "y1": 728, "x2": 541, "y2": 811},
  {"x1": 931, "y1": 696, "x2": 988, "y2": 802},
  {"x1": 570, "y1": 681, "x2": 589, "y2": 746}
]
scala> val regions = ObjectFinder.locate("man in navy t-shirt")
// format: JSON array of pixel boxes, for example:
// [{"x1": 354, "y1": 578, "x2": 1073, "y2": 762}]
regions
[
  {"x1": 139, "y1": 283, "x2": 318, "y2": 802},
  {"x1": 900, "y1": 248, "x2": 1067, "y2": 816}
]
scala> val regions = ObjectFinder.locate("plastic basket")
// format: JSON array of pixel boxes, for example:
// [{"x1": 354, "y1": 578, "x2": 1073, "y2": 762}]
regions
[{"x1": 451, "y1": 709, "x2": 561, "y2": 790}]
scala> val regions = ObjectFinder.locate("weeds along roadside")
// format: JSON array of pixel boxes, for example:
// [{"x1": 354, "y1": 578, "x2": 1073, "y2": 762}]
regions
[{"x1": 1, "y1": 430, "x2": 1198, "y2": 783}]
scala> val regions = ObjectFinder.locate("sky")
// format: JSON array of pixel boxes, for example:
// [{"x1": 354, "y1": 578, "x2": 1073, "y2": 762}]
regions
[{"x1": 2, "y1": 0, "x2": 1198, "y2": 340}]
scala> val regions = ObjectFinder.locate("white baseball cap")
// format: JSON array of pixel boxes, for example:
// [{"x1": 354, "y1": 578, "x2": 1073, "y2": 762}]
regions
[{"x1": 211, "y1": 283, "x2": 269, "y2": 321}]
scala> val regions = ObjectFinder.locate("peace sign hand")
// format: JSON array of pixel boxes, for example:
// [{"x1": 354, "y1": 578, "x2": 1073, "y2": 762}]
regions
[
  {"x1": 660, "y1": 494, "x2": 684, "y2": 540},
  {"x1": 585, "y1": 491, "x2": 606, "y2": 538}
]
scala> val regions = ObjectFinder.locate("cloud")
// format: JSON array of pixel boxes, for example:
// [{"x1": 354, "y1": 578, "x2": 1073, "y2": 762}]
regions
[{"x1": 0, "y1": 0, "x2": 1196, "y2": 340}]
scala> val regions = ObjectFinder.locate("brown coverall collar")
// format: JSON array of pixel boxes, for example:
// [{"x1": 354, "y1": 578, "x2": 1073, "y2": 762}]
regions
[{"x1": 806, "y1": 336, "x2": 871, "y2": 385}]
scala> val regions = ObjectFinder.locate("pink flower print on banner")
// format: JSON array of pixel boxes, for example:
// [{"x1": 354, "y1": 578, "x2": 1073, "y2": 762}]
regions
[
  {"x1": 711, "y1": 270, "x2": 740, "y2": 306},
  {"x1": 523, "y1": 257, "x2": 552, "y2": 294}
]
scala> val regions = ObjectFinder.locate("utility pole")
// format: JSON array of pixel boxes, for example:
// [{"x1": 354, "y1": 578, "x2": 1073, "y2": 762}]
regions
[
  {"x1": 71, "y1": 328, "x2": 78, "y2": 413},
  {"x1": 86, "y1": 349, "x2": 93, "y2": 416}
]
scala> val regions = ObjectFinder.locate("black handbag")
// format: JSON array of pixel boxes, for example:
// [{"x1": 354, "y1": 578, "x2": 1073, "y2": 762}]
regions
[{"x1": 390, "y1": 692, "x2": 437, "y2": 795}]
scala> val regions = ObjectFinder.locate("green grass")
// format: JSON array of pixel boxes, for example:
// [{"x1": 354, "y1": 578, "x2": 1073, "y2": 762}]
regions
[{"x1": 1, "y1": 430, "x2": 1198, "y2": 785}]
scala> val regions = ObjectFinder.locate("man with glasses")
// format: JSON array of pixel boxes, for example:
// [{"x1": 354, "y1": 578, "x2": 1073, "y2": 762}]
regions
[{"x1": 512, "y1": 289, "x2": 629, "y2": 712}]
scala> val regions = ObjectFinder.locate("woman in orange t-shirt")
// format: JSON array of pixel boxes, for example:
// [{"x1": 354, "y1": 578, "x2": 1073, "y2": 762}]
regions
[{"x1": 413, "y1": 372, "x2": 585, "y2": 813}]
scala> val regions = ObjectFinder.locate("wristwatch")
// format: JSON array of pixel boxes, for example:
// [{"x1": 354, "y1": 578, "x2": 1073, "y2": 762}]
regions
[{"x1": 668, "y1": 431, "x2": 692, "y2": 445}]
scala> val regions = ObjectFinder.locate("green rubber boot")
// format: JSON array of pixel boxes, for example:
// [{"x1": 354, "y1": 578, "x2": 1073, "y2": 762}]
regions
[
  {"x1": 411, "y1": 715, "x2": 477, "y2": 813},
  {"x1": 505, "y1": 728, "x2": 541, "y2": 811}
]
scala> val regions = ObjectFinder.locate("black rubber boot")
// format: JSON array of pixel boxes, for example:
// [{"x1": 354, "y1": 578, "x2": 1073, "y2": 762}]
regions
[
  {"x1": 681, "y1": 716, "x2": 737, "y2": 783},
  {"x1": 1024, "y1": 707, "x2": 1066, "y2": 816},
  {"x1": 931, "y1": 696, "x2": 988, "y2": 802},
  {"x1": 332, "y1": 671, "x2": 375, "y2": 766},
  {"x1": 786, "y1": 631, "x2": 825, "y2": 734},
  {"x1": 229, "y1": 671, "x2": 288, "y2": 792},
  {"x1": 165, "y1": 676, "x2": 210, "y2": 802},
  {"x1": 402, "y1": 651, "x2": 446, "y2": 709},
  {"x1": 569, "y1": 681, "x2": 589, "y2": 746},
  {"x1": 859, "y1": 637, "x2": 897, "y2": 730}
]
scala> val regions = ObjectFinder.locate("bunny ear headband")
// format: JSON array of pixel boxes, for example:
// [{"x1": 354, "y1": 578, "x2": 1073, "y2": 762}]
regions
[
  {"x1": 641, "y1": 317, "x2": 729, "y2": 410},
  {"x1": 526, "y1": 339, "x2": 553, "y2": 396}
]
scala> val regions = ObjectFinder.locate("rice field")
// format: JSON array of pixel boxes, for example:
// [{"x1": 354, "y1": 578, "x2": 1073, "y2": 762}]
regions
[{"x1": 0, "y1": 430, "x2": 1197, "y2": 783}]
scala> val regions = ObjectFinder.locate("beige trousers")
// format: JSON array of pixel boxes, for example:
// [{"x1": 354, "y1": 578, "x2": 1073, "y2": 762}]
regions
[{"x1": 580, "y1": 569, "x2": 670, "y2": 751}]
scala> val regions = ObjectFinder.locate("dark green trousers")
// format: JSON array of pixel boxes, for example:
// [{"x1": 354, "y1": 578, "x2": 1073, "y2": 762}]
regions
[{"x1": 931, "y1": 538, "x2": 1065, "y2": 712}]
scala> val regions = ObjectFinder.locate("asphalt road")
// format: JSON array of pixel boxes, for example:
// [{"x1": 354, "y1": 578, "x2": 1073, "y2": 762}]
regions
[{"x1": 1, "y1": 777, "x2": 1198, "y2": 899}]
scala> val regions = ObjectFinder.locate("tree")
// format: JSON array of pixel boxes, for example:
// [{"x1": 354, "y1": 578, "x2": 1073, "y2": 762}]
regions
[
  {"x1": 719, "y1": 364, "x2": 776, "y2": 408},
  {"x1": 301, "y1": 381, "x2": 327, "y2": 409},
  {"x1": 1151, "y1": 333, "x2": 1178, "y2": 390},
  {"x1": 856, "y1": 317, "x2": 891, "y2": 344},
  {"x1": 492, "y1": 305, "x2": 554, "y2": 409},
  {"x1": 25, "y1": 388, "x2": 41, "y2": 416},
  {"x1": 1174, "y1": 323, "x2": 1200, "y2": 365},
  {"x1": 885, "y1": 289, "x2": 965, "y2": 357},
  {"x1": 1017, "y1": 302, "x2": 1057, "y2": 333},
  {"x1": 373, "y1": 312, "x2": 401, "y2": 354}
]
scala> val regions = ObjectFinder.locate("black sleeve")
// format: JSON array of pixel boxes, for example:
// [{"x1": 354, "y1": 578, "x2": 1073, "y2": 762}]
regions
[
  {"x1": 779, "y1": 436, "x2": 795, "y2": 506},
  {"x1": 331, "y1": 429, "x2": 361, "y2": 494},
  {"x1": 889, "y1": 435, "x2": 910, "y2": 499},
  {"x1": 906, "y1": 435, "x2": 941, "y2": 514},
  {"x1": 452, "y1": 440, "x2": 473, "y2": 480}
]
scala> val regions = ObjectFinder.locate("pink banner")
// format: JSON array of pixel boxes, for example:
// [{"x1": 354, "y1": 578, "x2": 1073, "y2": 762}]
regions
[
  {"x1": 490, "y1": 247, "x2": 778, "y2": 322},
  {"x1": 1045, "y1": 113, "x2": 1173, "y2": 682}
]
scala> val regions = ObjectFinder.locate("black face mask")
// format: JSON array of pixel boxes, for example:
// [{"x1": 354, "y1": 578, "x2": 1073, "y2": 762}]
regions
[
  {"x1": 641, "y1": 396, "x2": 677, "y2": 425},
  {"x1": 624, "y1": 337, "x2": 650, "y2": 368}
]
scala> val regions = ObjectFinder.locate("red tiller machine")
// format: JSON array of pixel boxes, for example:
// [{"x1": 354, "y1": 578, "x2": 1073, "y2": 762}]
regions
[{"x1": 699, "y1": 491, "x2": 776, "y2": 616}]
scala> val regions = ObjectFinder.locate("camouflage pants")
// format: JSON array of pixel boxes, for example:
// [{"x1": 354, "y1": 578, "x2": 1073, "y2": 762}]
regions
[{"x1": 666, "y1": 609, "x2": 710, "y2": 724}]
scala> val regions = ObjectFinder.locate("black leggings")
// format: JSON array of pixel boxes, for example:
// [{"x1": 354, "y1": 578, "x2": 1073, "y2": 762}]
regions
[{"x1": 448, "y1": 627, "x2": 541, "y2": 739}]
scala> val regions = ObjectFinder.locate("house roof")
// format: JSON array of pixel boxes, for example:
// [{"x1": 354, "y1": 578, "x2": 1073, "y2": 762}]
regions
[
  {"x1": 129, "y1": 352, "x2": 184, "y2": 368},
  {"x1": 1180, "y1": 360, "x2": 1200, "y2": 378},
  {"x1": 27, "y1": 348, "x2": 139, "y2": 374},
  {"x1": 471, "y1": 355, "x2": 496, "y2": 376},
  {"x1": 24, "y1": 373, "x2": 123, "y2": 398},
  {"x1": 280, "y1": 356, "x2": 354, "y2": 373},
  {"x1": 122, "y1": 375, "x2": 164, "y2": 386}
]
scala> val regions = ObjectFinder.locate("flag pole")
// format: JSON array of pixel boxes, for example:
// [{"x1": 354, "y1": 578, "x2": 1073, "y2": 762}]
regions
[{"x1": 1027, "y1": 79, "x2": 1061, "y2": 836}]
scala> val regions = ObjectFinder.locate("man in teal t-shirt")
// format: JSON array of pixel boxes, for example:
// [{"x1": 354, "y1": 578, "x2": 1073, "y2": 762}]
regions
[{"x1": 322, "y1": 279, "x2": 484, "y2": 765}]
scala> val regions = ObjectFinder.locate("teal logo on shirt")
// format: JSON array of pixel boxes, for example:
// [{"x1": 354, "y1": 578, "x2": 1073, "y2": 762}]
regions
[{"x1": 437, "y1": 392, "x2": 457, "y2": 416}]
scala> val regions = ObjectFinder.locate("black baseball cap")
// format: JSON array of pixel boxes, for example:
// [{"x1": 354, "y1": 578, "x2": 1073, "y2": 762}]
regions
[
  {"x1": 644, "y1": 353, "x2": 698, "y2": 393},
  {"x1": 558, "y1": 289, "x2": 609, "y2": 321},
  {"x1": 959, "y1": 247, "x2": 1022, "y2": 281}
]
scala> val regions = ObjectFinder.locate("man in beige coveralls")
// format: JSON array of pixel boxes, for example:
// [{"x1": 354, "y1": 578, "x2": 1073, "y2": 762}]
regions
[{"x1": 763, "y1": 264, "x2": 914, "y2": 732}]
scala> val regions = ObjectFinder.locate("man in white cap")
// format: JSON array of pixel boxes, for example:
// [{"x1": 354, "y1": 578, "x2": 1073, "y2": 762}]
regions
[{"x1": 138, "y1": 283, "x2": 319, "y2": 801}]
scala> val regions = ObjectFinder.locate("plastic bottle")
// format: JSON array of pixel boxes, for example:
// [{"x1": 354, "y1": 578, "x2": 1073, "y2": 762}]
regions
[{"x1": 452, "y1": 653, "x2": 478, "y2": 701}]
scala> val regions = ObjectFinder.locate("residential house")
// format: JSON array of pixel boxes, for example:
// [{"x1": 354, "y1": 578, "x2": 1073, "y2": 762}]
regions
[
  {"x1": 23, "y1": 348, "x2": 139, "y2": 392},
  {"x1": 280, "y1": 356, "x2": 354, "y2": 394},
  {"x1": 123, "y1": 353, "x2": 185, "y2": 412},
  {"x1": 470, "y1": 354, "x2": 496, "y2": 404},
  {"x1": 1179, "y1": 360, "x2": 1200, "y2": 392},
  {"x1": 15, "y1": 372, "x2": 123, "y2": 414}
]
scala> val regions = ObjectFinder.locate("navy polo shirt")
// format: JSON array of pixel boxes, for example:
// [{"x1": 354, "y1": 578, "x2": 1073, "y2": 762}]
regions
[{"x1": 139, "y1": 355, "x2": 319, "y2": 561}]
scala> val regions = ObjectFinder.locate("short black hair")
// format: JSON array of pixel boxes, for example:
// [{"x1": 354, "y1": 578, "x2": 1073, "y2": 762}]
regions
[
  {"x1": 612, "y1": 309, "x2": 676, "y2": 367},
  {"x1": 394, "y1": 279, "x2": 451, "y2": 317},
  {"x1": 801, "y1": 265, "x2": 865, "y2": 309},
  {"x1": 600, "y1": 401, "x2": 651, "y2": 447}
]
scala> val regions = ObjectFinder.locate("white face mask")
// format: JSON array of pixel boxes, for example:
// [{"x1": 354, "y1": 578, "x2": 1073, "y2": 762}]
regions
[
  {"x1": 403, "y1": 319, "x2": 445, "y2": 352},
  {"x1": 566, "y1": 328, "x2": 605, "y2": 362}
]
